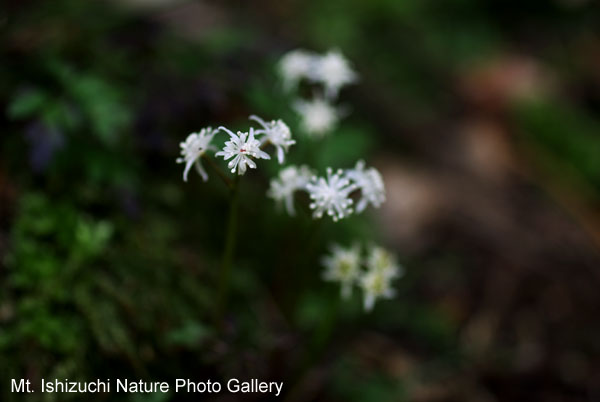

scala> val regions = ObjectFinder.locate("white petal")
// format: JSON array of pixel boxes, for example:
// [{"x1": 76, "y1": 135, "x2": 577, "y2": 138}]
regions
[
  {"x1": 363, "y1": 294, "x2": 375, "y2": 312},
  {"x1": 284, "y1": 194, "x2": 295, "y2": 216},
  {"x1": 249, "y1": 115, "x2": 268, "y2": 129},
  {"x1": 218, "y1": 126, "x2": 237, "y2": 138},
  {"x1": 183, "y1": 159, "x2": 195, "y2": 182},
  {"x1": 194, "y1": 159, "x2": 208, "y2": 182},
  {"x1": 245, "y1": 157, "x2": 257, "y2": 170},
  {"x1": 257, "y1": 149, "x2": 271, "y2": 160},
  {"x1": 356, "y1": 198, "x2": 368, "y2": 213}
]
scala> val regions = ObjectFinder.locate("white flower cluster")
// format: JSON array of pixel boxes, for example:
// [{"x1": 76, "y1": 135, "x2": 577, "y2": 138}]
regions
[
  {"x1": 176, "y1": 127, "x2": 218, "y2": 182},
  {"x1": 279, "y1": 49, "x2": 358, "y2": 98},
  {"x1": 278, "y1": 49, "x2": 357, "y2": 138},
  {"x1": 322, "y1": 243, "x2": 403, "y2": 311},
  {"x1": 306, "y1": 168, "x2": 357, "y2": 221},
  {"x1": 267, "y1": 160, "x2": 386, "y2": 222},
  {"x1": 292, "y1": 97, "x2": 341, "y2": 139},
  {"x1": 176, "y1": 115, "x2": 295, "y2": 181},
  {"x1": 267, "y1": 165, "x2": 313, "y2": 215}
]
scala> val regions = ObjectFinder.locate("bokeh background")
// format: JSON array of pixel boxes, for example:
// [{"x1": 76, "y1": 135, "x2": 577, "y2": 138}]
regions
[{"x1": 2, "y1": 0, "x2": 600, "y2": 401}]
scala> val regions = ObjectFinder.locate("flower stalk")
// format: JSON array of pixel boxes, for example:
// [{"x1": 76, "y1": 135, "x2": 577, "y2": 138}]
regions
[{"x1": 217, "y1": 174, "x2": 240, "y2": 322}]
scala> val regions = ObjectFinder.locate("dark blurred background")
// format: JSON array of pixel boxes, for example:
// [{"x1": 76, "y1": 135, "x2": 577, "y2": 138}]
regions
[{"x1": 2, "y1": 0, "x2": 600, "y2": 401}]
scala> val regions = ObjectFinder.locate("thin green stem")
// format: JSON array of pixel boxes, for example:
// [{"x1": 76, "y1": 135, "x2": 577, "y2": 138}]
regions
[{"x1": 217, "y1": 174, "x2": 240, "y2": 322}]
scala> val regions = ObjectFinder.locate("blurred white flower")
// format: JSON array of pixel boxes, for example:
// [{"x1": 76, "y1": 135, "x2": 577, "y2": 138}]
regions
[
  {"x1": 215, "y1": 126, "x2": 270, "y2": 175},
  {"x1": 365, "y1": 246, "x2": 403, "y2": 279},
  {"x1": 293, "y1": 97, "x2": 340, "y2": 137},
  {"x1": 361, "y1": 246, "x2": 401, "y2": 311},
  {"x1": 176, "y1": 127, "x2": 217, "y2": 182},
  {"x1": 306, "y1": 167, "x2": 357, "y2": 221},
  {"x1": 318, "y1": 243, "x2": 402, "y2": 311},
  {"x1": 359, "y1": 268, "x2": 396, "y2": 312},
  {"x1": 312, "y1": 49, "x2": 358, "y2": 99},
  {"x1": 267, "y1": 165, "x2": 313, "y2": 215},
  {"x1": 279, "y1": 49, "x2": 317, "y2": 91},
  {"x1": 346, "y1": 160, "x2": 386, "y2": 213},
  {"x1": 322, "y1": 243, "x2": 362, "y2": 298},
  {"x1": 250, "y1": 115, "x2": 296, "y2": 164}
]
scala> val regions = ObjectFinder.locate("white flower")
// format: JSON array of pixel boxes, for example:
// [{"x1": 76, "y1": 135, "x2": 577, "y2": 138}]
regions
[
  {"x1": 360, "y1": 246, "x2": 401, "y2": 312},
  {"x1": 359, "y1": 268, "x2": 396, "y2": 312},
  {"x1": 279, "y1": 49, "x2": 317, "y2": 91},
  {"x1": 306, "y1": 167, "x2": 357, "y2": 221},
  {"x1": 293, "y1": 97, "x2": 340, "y2": 137},
  {"x1": 321, "y1": 243, "x2": 362, "y2": 299},
  {"x1": 365, "y1": 246, "x2": 403, "y2": 279},
  {"x1": 215, "y1": 126, "x2": 271, "y2": 175},
  {"x1": 311, "y1": 49, "x2": 358, "y2": 99},
  {"x1": 267, "y1": 165, "x2": 313, "y2": 215},
  {"x1": 176, "y1": 127, "x2": 217, "y2": 182},
  {"x1": 249, "y1": 115, "x2": 296, "y2": 164},
  {"x1": 346, "y1": 160, "x2": 386, "y2": 213}
]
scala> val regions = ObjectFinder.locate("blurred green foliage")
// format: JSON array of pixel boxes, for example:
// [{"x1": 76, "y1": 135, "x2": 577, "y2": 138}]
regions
[
  {"x1": 332, "y1": 356, "x2": 406, "y2": 402},
  {"x1": 2, "y1": 0, "x2": 600, "y2": 401},
  {"x1": 515, "y1": 98, "x2": 600, "y2": 193}
]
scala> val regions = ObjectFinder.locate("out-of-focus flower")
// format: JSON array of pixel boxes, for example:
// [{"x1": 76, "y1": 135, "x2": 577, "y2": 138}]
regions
[
  {"x1": 306, "y1": 168, "x2": 357, "y2": 221},
  {"x1": 311, "y1": 49, "x2": 358, "y2": 99},
  {"x1": 250, "y1": 115, "x2": 296, "y2": 164},
  {"x1": 176, "y1": 127, "x2": 217, "y2": 182},
  {"x1": 319, "y1": 243, "x2": 402, "y2": 311},
  {"x1": 279, "y1": 49, "x2": 317, "y2": 91},
  {"x1": 293, "y1": 97, "x2": 340, "y2": 137},
  {"x1": 360, "y1": 246, "x2": 401, "y2": 311},
  {"x1": 359, "y1": 268, "x2": 396, "y2": 312},
  {"x1": 267, "y1": 165, "x2": 313, "y2": 215},
  {"x1": 346, "y1": 160, "x2": 386, "y2": 213},
  {"x1": 365, "y1": 246, "x2": 403, "y2": 279},
  {"x1": 322, "y1": 243, "x2": 362, "y2": 298},
  {"x1": 216, "y1": 127, "x2": 271, "y2": 175}
]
